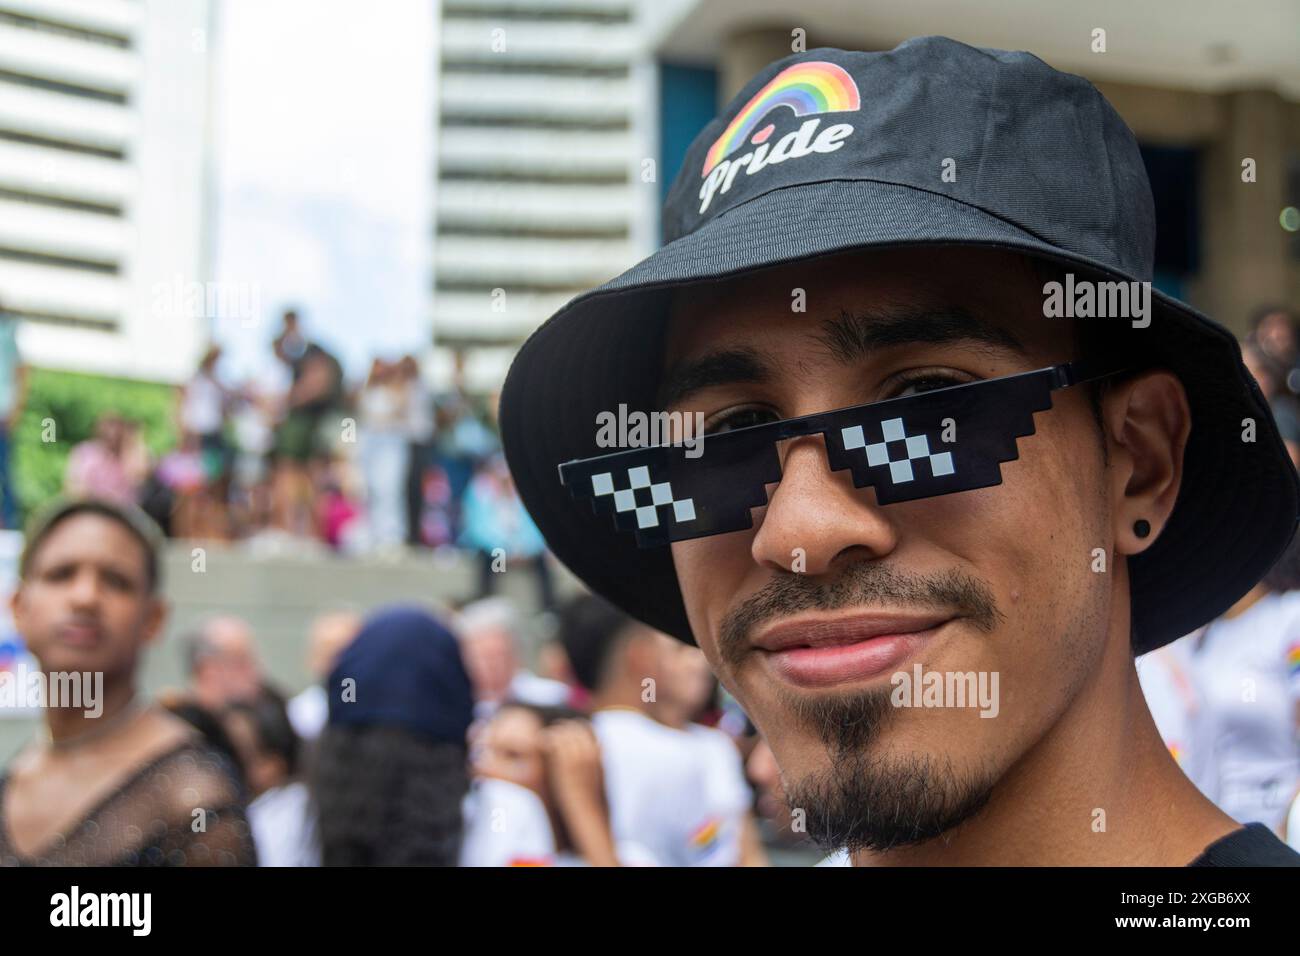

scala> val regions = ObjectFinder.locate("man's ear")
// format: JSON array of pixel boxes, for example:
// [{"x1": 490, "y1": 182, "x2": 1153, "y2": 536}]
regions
[{"x1": 1101, "y1": 370, "x2": 1191, "y2": 557}]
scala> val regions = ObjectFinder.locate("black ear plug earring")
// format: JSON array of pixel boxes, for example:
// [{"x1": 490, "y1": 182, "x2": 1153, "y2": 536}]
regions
[{"x1": 1134, "y1": 519, "x2": 1151, "y2": 539}]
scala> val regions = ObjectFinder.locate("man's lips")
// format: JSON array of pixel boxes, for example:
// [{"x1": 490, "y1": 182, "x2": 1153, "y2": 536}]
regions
[
  {"x1": 752, "y1": 612, "x2": 954, "y2": 688},
  {"x1": 56, "y1": 621, "x2": 104, "y2": 648}
]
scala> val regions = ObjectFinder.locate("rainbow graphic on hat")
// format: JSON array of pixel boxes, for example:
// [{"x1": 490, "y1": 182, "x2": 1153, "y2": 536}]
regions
[
  {"x1": 702, "y1": 61, "x2": 861, "y2": 177},
  {"x1": 1287, "y1": 640, "x2": 1300, "y2": 679}
]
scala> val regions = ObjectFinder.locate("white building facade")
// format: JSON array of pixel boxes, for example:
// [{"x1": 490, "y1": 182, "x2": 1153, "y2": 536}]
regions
[{"x1": 0, "y1": 0, "x2": 214, "y2": 383}]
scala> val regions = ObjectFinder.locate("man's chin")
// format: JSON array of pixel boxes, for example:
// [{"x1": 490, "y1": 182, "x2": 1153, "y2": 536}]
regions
[{"x1": 784, "y1": 747, "x2": 995, "y2": 854}]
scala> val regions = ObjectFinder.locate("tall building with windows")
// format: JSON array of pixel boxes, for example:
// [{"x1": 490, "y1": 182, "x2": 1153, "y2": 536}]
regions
[
  {"x1": 431, "y1": 0, "x2": 683, "y2": 394},
  {"x1": 0, "y1": 0, "x2": 214, "y2": 383}
]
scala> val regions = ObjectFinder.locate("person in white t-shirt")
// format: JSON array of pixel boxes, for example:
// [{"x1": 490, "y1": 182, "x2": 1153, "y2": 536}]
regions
[
  {"x1": 461, "y1": 701, "x2": 652, "y2": 866},
  {"x1": 558, "y1": 594, "x2": 718, "y2": 867},
  {"x1": 1181, "y1": 583, "x2": 1300, "y2": 834},
  {"x1": 655, "y1": 633, "x2": 768, "y2": 866}
]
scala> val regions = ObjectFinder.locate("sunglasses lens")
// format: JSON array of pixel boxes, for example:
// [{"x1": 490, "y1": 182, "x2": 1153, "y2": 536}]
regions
[
  {"x1": 562, "y1": 427, "x2": 780, "y2": 545},
  {"x1": 564, "y1": 368, "x2": 1058, "y2": 546}
]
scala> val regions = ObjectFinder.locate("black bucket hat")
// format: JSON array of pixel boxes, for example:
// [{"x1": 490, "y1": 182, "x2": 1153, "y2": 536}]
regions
[{"x1": 498, "y1": 36, "x2": 1299, "y2": 655}]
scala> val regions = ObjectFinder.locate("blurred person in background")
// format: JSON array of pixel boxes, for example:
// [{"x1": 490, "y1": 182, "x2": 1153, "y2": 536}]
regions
[
  {"x1": 1177, "y1": 524, "x2": 1300, "y2": 835},
  {"x1": 313, "y1": 606, "x2": 472, "y2": 866},
  {"x1": 1242, "y1": 339, "x2": 1300, "y2": 467},
  {"x1": 223, "y1": 686, "x2": 319, "y2": 867},
  {"x1": 656, "y1": 634, "x2": 768, "y2": 866},
  {"x1": 228, "y1": 378, "x2": 278, "y2": 538},
  {"x1": 357, "y1": 357, "x2": 412, "y2": 552},
  {"x1": 315, "y1": 456, "x2": 364, "y2": 552},
  {"x1": 64, "y1": 413, "x2": 148, "y2": 506},
  {"x1": 0, "y1": 498, "x2": 255, "y2": 865},
  {"x1": 557, "y1": 593, "x2": 719, "y2": 866},
  {"x1": 184, "y1": 615, "x2": 264, "y2": 715},
  {"x1": 1248, "y1": 305, "x2": 1300, "y2": 397},
  {"x1": 458, "y1": 453, "x2": 554, "y2": 610},
  {"x1": 0, "y1": 298, "x2": 24, "y2": 528},
  {"x1": 430, "y1": 352, "x2": 498, "y2": 539},
  {"x1": 458, "y1": 596, "x2": 570, "y2": 723},
  {"x1": 175, "y1": 344, "x2": 235, "y2": 539},
  {"x1": 270, "y1": 309, "x2": 345, "y2": 537},
  {"x1": 400, "y1": 354, "x2": 436, "y2": 547},
  {"x1": 461, "y1": 702, "x2": 632, "y2": 866},
  {"x1": 287, "y1": 608, "x2": 363, "y2": 742}
]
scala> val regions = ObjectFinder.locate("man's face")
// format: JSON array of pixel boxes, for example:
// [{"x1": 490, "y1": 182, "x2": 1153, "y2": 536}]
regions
[
  {"x1": 462, "y1": 629, "x2": 517, "y2": 703},
  {"x1": 664, "y1": 247, "x2": 1116, "y2": 852},
  {"x1": 12, "y1": 514, "x2": 164, "y2": 681},
  {"x1": 198, "y1": 619, "x2": 262, "y2": 706}
]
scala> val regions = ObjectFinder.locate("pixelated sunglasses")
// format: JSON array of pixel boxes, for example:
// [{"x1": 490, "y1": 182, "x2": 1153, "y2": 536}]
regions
[{"x1": 558, "y1": 362, "x2": 1122, "y2": 548}]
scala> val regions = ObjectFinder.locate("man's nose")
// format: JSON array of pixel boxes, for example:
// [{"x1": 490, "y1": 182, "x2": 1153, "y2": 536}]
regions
[
  {"x1": 67, "y1": 568, "x2": 102, "y2": 607},
  {"x1": 750, "y1": 435, "x2": 899, "y2": 575}
]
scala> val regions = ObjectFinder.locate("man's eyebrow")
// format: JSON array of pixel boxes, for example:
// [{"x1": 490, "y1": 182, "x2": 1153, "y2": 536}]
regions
[
  {"x1": 657, "y1": 307, "x2": 1026, "y2": 409},
  {"x1": 658, "y1": 347, "x2": 771, "y2": 409},
  {"x1": 816, "y1": 306, "x2": 1027, "y2": 364}
]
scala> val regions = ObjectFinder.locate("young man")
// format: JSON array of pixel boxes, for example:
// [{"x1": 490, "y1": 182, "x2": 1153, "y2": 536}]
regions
[
  {"x1": 0, "y1": 499, "x2": 255, "y2": 866},
  {"x1": 499, "y1": 38, "x2": 1300, "y2": 866},
  {"x1": 556, "y1": 594, "x2": 725, "y2": 866}
]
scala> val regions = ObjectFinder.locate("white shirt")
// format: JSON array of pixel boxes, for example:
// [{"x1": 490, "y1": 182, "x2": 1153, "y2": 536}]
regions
[
  {"x1": 1183, "y1": 591, "x2": 1300, "y2": 832},
  {"x1": 591, "y1": 709, "x2": 718, "y2": 867},
  {"x1": 459, "y1": 777, "x2": 658, "y2": 866},
  {"x1": 181, "y1": 371, "x2": 225, "y2": 435},
  {"x1": 248, "y1": 781, "x2": 319, "y2": 867},
  {"x1": 684, "y1": 723, "x2": 752, "y2": 867},
  {"x1": 460, "y1": 778, "x2": 557, "y2": 867},
  {"x1": 288, "y1": 684, "x2": 328, "y2": 741}
]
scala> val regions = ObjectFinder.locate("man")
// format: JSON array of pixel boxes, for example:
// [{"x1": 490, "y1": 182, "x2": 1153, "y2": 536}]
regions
[
  {"x1": 556, "y1": 593, "x2": 724, "y2": 866},
  {"x1": 655, "y1": 632, "x2": 769, "y2": 866},
  {"x1": 185, "y1": 614, "x2": 264, "y2": 715},
  {"x1": 457, "y1": 596, "x2": 569, "y2": 721},
  {"x1": 500, "y1": 39, "x2": 1300, "y2": 865},
  {"x1": 0, "y1": 499, "x2": 254, "y2": 865},
  {"x1": 270, "y1": 308, "x2": 345, "y2": 535}
]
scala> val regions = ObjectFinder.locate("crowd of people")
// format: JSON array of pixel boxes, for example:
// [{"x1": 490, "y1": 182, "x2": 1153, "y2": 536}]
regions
[
  {"x1": 48, "y1": 309, "x2": 547, "y2": 610},
  {"x1": 0, "y1": 305, "x2": 1297, "y2": 867},
  {"x1": 0, "y1": 498, "x2": 784, "y2": 866}
]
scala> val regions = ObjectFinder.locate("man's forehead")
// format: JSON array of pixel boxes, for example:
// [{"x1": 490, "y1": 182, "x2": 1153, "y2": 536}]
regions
[{"x1": 664, "y1": 247, "x2": 1049, "y2": 364}]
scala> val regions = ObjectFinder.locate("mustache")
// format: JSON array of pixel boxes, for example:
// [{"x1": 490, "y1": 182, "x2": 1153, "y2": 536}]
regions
[{"x1": 717, "y1": 561, "x2": 1004, "y2": 670}]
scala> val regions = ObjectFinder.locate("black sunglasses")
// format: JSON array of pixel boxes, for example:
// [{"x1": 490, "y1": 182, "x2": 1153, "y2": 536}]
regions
[{"x1": 559, "y1": 361, "x2": 1121, "y2": 547}]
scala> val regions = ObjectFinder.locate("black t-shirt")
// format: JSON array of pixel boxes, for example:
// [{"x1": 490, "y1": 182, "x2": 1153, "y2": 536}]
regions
[{"x1": 1189, "y1": 823, "x2": 1300, "y2": 867}]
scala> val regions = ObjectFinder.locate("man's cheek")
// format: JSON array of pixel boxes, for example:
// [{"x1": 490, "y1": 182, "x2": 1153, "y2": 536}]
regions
[{"x1": 671, "y1": 536, "x2": 743, "y2": 641}]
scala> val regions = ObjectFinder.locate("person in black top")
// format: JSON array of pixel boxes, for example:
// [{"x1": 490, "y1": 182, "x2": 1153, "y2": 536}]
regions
[
  {"x1": 270, "y1": 308, "x2": 345, "y2": 536},
  {"x1": 0, "y1": 498, "x2": 255, "y2": 866},
  {"x1": 497, "y1": 39, "x2": 1300, "y2": 866}
]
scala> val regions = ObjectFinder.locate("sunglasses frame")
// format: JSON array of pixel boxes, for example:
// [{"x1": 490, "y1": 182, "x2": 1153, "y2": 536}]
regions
[{"x1": 558, "y1": 360, "x2": 1122, "y2": 547}]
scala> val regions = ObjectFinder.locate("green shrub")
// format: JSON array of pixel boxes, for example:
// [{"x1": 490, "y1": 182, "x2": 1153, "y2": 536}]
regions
[{"x1": 11, "y1": 368, "x2": 178, "y2": 524}]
